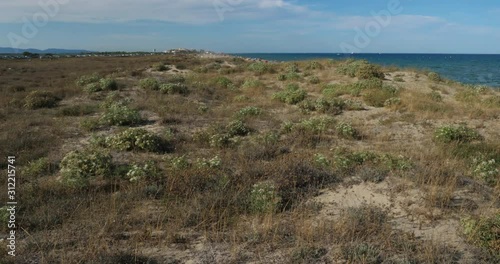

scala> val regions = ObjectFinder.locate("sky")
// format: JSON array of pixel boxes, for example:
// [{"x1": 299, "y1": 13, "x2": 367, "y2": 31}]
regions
[{"x1": 0, "y1": 0, "x2": 499, "y2": 53}]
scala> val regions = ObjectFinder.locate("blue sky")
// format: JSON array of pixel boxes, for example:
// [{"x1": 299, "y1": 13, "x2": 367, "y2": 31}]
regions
[{"x1": 0, "y1": 0, "x2": 499, "y2": 53}]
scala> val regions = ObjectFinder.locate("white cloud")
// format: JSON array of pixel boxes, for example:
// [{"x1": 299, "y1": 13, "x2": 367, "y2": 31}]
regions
[{"x1": 0, "y1": 0, "x2": 309, "y2": 24}]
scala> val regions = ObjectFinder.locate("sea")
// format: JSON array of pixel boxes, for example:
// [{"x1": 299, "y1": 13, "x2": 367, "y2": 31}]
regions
[{"x1": 234, "y1": 53, "x2": 500, "y2": 88}]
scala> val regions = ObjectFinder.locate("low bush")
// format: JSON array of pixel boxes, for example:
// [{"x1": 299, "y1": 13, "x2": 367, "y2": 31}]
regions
[
  {"x1": 363, "y1": 84, "x2": 399, "y2": 107},
  {"x1": 309, "y1": 76, "x2": 320, "y2": 84},
  {"x1": 139, "y1": 78, "x2": 160, "y2": 90},
  {"x1": 337, "y1": 59, "x2": 384, "y2": 79},
  {"x1": 434, "y1": 125, "x2": 483, "y2": 144},
  {"x1": 77, "y1": 73, "x2": 118, "y2": 93},
  {"x1": 76, "y1": 73, "x2": 100, "y2": 87},
  {"x1": 428, "y1": 72, "x2": 442, "y2": 82},
  {"x1": 306, "y1": 61, "x2": 324, "y2": 70},
  {"x1": 461, "y1": 214, "x2": 500, "y2": 255},
  {"x1": 342, "y1": 243, "x2": 381, "y2": 264},
  {"x1": 296, "y1": 116, "x2": 335, "y2": 134},
  {"x1": 159, "y1": 83, "x2": 189, "y2": 95},
  {"x1": 242, "y1": 78, "x2": 264, "y2": 89},
  {"x1": 153, "y1": 62, "x2": 169, "y2": 71},
  {"x1": 99, "y1": 78, "x2": 118, "y2": 91},
  {"x1": 101, "y1": 103, "x2": 142, "y2": 126},
  {"x1": 236, "y1": 106, "x2": 262, "y2": 118},
  {"x1": 248, "y1": 62, "x2": 273, "y2": 75},
  {"x1": 23, "y1": 157, "x2": 56, "y2": 178},
  {"x1": 384, "y1": 97, "x2": 402, "y2": 107},
  {"x1": 273, "y1": 83, "x2": 307, "y2": 105},
  {"x1": 106, "y1": 128, "x2": 164, "y2": 152},
  {"x1": 60, "y1": 150, "x2": 113, "y2": 187},
  {"x1": 127, "y1": 161, "x2": 160, "y2": 182},
  {"x1": 471, "y1": 156, "x2": 499, "y2": 186},
  {"x1": 24, "y1": 91, "x2": 60, "y2": 109},
  {"x1": 249, "y1": 181, "x2": 281, "y2": 214},
  {"x1": 196, "y1": 155, "x2": 222, "y2": 169},
  {"x1": 336, "y1": 122, "x2": 360, "y2": 140},
  {"x1": 214, "y1": 76, "x2": 233, "y2": 89},
  {"x1": 226, "y1": 119, "x2": 251, "y2": 137},
  {"x1": 299, "y1": 98, "x2": 345, "y2": 115}
]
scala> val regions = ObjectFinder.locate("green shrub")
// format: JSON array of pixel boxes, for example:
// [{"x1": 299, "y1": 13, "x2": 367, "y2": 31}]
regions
[
  {"x1": 139, "y1": 78, "x2": 160, "y2": 90},
  {"x1": 106, "y1": 128, "x2": 163, "y2": 152},
  {"x1": 24, "y1": 91, "x2": 60, "y2": 109},
  {"x1": 434, "y1": 125, "x2": 483, "y2": 144},
  {"x1": 165, "y1": 74, "x2": 186, "y2": 83},
  {"x1": 298, "y1": 99, "x2": 316, "y2": 113},
  {"x1": 24, "y1": 157, "x2": 55, "y2": 178},
  {"x1": 214, "y1": 76, "x2": 233, "y2": 88},
  {"x1": 472, "y1": 156, "x2": 499, "y2": 186},
  {"x1": 393, "y1": 77, "x2": 405, "y2": 82},
  {"x1": 60, "y1": 150, "x2": 113, "y2": 186},
  {"x1": 168, "y1": 155, "x2": 191, "y2": 169},
  {"x1": 249, "y1": 181, "x2": 281, "y2": 214},
  {"x1": 236, "y1": 106, "x2": 262, "y2": 118},
  {"x1": 384, "y1": 97, "x2": 402, "y2": 107},
  {"x1": 285, "y1": 63, "x2": 300, "y2": 73},
  {"x1": 80, "y1": 117, "x2": 101, "y2": 131},
  {"x1": 285, "y1": 71, "x2": 301, "y2": 80},
  {"x1": 101, "y1": 103, "x2": 142, "y2": 126},
  {"x1": 127, "y1": 161, "x2": 160, "y2": 182},
  {"x1": 159, "y1": 83, "x2": 189, "y2": 95},
  {"x1": 297, "y1": 116, "x2": 335, "y2": 133},
  {"x1": 153, "y1": 63, "x2": 169, "y2": 71},
  {"x1": 242, "y1": 78, "x2": 264, "y2": 89},
  {"x1": 309, "y1": 76, "x2": 320, "y2": 84},
  {"x1": 342, "y1": 243, "x2": 381, "y2": 264},
  {"x1": 363, "y1": 84, "x2": 399, "y2": 107},
  {"x1": 84, "y1": 83, "x2": 102, "y2": 93},
  {"x1": 315, "y1": 98, "x2": 345, "y2": 114},
  {"x1": 336, "y1": 122, "x2": 360, "y2": 139},
  {"x1": 209, "y1": 133, "x2": 233, "y2": 148},
  {"x1": 461, "y1": 214, "x2": 500, "y2": 254},
  {"x1": 196, "y1": 155, "x2": 222, "y2": 169},
  {"x1": 273, "y1": 83, "x2": 307, "y2": 105},
  {"x1": 76, "y1": 73, "x2": 100, "y2": 87},
  {"x1": 278, "y1": 74, "x2": 287, "y2": 81},
  {"x1": 99, "y1": 78, "x2": 118, "y2": 91},
  {"x1": 356, "y1": 64, "x2": 385, "y2": 80},
  {"x1": 306, "y1": 61, "x2": 324, "y2": 70},
  {"x1": 314, "y1": 153, "x2": 331, "y2": 167},
  {"x1": 248, "y1": 62, "x2": 272, "y2": 75},
  {"x1": 226, "y1": 120, "x2": 251, "y2": 136},
  {"x1": 428, "y1": 72, "x2": 442, "y2": 82},
  {"x1": 337, "y1": 60, "x2": 384, "y2": 79}
]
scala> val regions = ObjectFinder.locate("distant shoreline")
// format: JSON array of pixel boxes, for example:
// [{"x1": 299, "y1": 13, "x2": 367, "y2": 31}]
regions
[{"x1": 234, "y1": 53, "x2": 500, "y2": 88}]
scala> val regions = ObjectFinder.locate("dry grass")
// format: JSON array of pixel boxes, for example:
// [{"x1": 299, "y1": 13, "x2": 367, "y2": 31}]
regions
[{"x1": 0, "y1": 55, "x2": 499, "y2": 263}]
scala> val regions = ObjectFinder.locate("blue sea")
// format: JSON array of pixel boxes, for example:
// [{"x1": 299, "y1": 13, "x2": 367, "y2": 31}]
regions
[{"x1": 235, "y1": 53, "x2": 500, "y2": 88}]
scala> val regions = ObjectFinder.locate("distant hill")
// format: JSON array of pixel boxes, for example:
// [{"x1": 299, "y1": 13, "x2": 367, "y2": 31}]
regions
[{"x1": 0, "y1": 47, "x2": 93, "y2": 54}]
